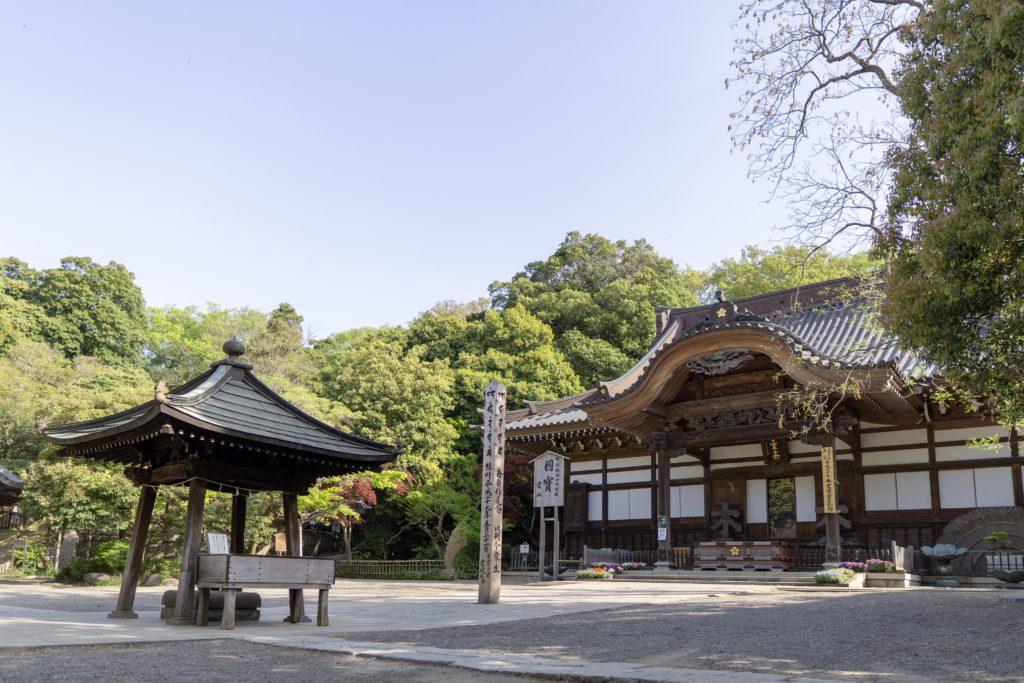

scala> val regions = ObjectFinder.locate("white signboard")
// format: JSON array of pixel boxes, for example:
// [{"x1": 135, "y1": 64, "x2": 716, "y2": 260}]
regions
[
  {"x1": 533, "y1": 451, "x2": 565, "y2": 508},
  {"x1": 206, "y1": 532, "x2": 229, "y2": 555}
]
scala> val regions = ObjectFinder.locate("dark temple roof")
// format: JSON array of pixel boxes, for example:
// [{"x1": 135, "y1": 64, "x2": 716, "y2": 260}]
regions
[
  {"x1": 0, "y1": 465, "x2": 23, "y2": 506},
  {"x1": 507, "y1": 278, "x2": 937, "y2": 433},
  {"x1": 43, "y1": 345, "x2": 399, "y2": 466}
]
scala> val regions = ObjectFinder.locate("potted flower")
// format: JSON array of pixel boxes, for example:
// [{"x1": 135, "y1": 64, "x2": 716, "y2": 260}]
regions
[{"x1": 576, "y1": 566, "x2": 613, "y2": 580}]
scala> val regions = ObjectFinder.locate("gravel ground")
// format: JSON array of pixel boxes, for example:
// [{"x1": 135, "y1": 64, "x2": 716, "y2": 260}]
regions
[
  {"x1": 339, "y1": 588, "x2": 1024, "y2": 682},
  {"x1": 0, "y1": 639, "x2": 549, "y2": 683}
]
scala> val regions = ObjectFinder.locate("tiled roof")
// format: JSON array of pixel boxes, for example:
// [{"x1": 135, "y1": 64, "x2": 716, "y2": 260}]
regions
[
  {"x1": 43, "y1": 362, "x2": 398, "y2": 463},
  {"x1": 507, "y1": 279, "x2": 936, "y2": 431}
]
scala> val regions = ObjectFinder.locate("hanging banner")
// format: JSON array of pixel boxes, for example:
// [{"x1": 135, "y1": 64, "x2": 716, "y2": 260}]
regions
[
  {"x1": 533, "y1": 451, "x2": 565, "y2": 508},
  {"x1": 821, "y1": 445, "x2": 838, "y2": 513},
  {"x1": 478, "y1": 381, "x2": 506, "y2": 605}
]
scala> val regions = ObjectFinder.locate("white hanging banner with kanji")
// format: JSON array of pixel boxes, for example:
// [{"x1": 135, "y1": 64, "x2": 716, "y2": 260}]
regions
[{"x1": 532, "y1": 451, "x2": 566, "y2": 508}]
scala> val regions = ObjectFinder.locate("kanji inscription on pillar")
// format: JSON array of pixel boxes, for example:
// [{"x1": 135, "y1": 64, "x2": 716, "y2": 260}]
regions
[
  {"x1": 821, "y1": 445, "x2": 838, "y2": 513},
  {"x1": 478, "y1": 380, "x2": 506, "y2": 605},
  {"x1": 532, "y1": 451, "x2": 564, "y2": 508}
]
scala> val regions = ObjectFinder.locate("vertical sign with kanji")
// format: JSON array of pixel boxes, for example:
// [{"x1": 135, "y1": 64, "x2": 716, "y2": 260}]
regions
[
  {"x1": 478, "y1": 380, "x2": 506, "y2": 604},
  {"x1": 533, "y1": 452, "x2": 564, "y2": 508},
  {"x1": 821, "y1": 445, "x2": 838, "y2": 513}
]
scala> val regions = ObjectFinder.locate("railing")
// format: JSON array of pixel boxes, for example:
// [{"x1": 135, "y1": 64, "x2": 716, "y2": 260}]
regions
[
  {"x1": 335, "y1": 559, "x2": 444, "y2": 579},
  {"x1": 0, "y1": 511, "x2": 25, "y2": 530}
]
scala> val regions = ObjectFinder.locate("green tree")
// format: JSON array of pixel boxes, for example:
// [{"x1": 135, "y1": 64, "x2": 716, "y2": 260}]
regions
[
  {"x1": 706, "y1": 245, "x2": 879, "y2": 301},
  {"x1": 489, "y1": 232, "x2": 703, "y2": 384},
  {"x1": 13, "y1": 257, "x2": 148, "y2": 364},
  {"x1": 20, "y1": 457, "x2": 136, "y2": 572},
  {"x1": 884, "y1": 0, "x2": 1024, "y2": 425}
]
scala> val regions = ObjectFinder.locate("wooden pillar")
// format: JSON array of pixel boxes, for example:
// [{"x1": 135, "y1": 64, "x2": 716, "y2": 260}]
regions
[
  {"x1": 282, "y1": 492, "x2": 307, "y2": 623},
  {"x1": 656, "y1": 448, "x2": 673, "y2": 566},
  {"x1": 108, "y1": 484, "x2": 158, "y2": 619},
  {"x1": 230, "y1": 493, "x2": 247, "y2": 554},
  {"x1": 168, "y1": 478, "x2": 206, "y2": 624},
  {"x1": 821, "y1": 441, "x2": 841, "y2": 565}
]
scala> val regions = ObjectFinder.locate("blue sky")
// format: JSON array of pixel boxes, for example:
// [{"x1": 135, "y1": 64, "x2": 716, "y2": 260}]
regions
[{"x1": 0, "y1": 2, "x2": 790, "y2": 337}]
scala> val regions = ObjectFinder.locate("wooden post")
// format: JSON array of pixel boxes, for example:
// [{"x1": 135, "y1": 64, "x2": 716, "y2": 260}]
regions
[
  {"x1": 478, "y1": 380, "x2": 507, "y2": 604},
  {"x1": 552, "y1": 506, "x2": 561, "y2": 581},
  {"x1": 282, "y1": 492, "x2": 308, "y2": 622},
  {"x1": 168, "y1": 478, "x2": 206, "y2": 624},
  {"x1": 821, "y1": 442, "x2": 842, "y2": 565},
  {"x1": 230, "y1": 493, "x2": 247, "y2": 554},
  {"x1": 538, "y1": 506, "x2": 546, "y2": 582},
  {"x1": 109, "y1": 484, "x2": 158, "y2": 619}
]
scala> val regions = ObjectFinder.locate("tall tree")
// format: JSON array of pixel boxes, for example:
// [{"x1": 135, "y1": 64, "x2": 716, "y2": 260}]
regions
[
  {"x1": 707, "y1": 245, "x2": 879, "y2": 300},
  {"x1": 884, "y1": 0, "x2": 1024, "y2": 425},
  {"x1": 728, "y1": 1, "x2": 923, "y2": 251}
]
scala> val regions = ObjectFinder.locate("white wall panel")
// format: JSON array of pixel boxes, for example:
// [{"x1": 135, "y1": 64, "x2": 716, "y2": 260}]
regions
[
  {"x1": 939, "y1": 470, "x2": 976, "y2": 508},
  {"x1": 896, "y1": 471, "x2": 931, "y2": 510},
  {"x1": 861, "y1": 428, "x2": 927, "y2": 449},
  {"x1": 587, "y1": 491, "x2": 603, "y2": 521},
  {"x1": 671, "y1": 465, "x2": 704, "y2": 480},
  {"x1": 975, "y1": 467, "x2": 1015, "y2": 507},
  {"x1": 746, "y1": 479, "x2": 767, "y2": 523},
  {"x1": 628, "y1": 488, "x2": 652, "y2": 519},
  {"x1": 679, "y1": 485, "x2": 704, "y2": 518},
  {"x1": 795, "y1": 476, "x2": 817, "y2": 521},
  {"x1": 569, "y1": 473, "x2": 602, "y2": 485},
  {"x1": 607, "y1": 490, "x2": 630, "y2": 520},
  {"x1": 862, "y1": 450, "x2": 930, "y2": 467},
  {"x1": 936, "y1": 444, "x2": 1009, "y2": 462},
  {"x1": 865, "y1": 473, "x2": 898, "y2": 511},
  {"x1": 607, "y1": 456, "x2": 651, "y2": 469},
  {"x1": 710, "y1": 443, "x2": 762, "y2": 461},
  {"x1": 934, "y1": 426, "x2": 1010, "y2": 443},
  {"x1": 606, "y1": 470, "x2": 651, "y2": 485}
]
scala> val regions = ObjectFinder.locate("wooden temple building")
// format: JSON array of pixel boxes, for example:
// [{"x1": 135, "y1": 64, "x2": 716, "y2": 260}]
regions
[
  {"x1": 42, "y1": 339, "x2": 399, "y2": 622},
  {"x1": 506, "y1": 279, "x2": 1022, "y2": 568}
]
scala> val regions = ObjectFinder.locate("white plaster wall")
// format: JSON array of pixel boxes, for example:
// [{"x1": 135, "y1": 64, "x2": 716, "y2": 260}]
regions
[
  {"x1": 895, "y1": 471, "x2": 932, "y2": 509},
  {"x1": 606, "y1": 470, "x2": 651, "y2": 485},
  {"x1": 975, "y1": 467, "x2": 1015, "y2": 507},
  {"x1": 670, "y1": 465, "x2": 703, "y2": 479},
  {"x1": 939, "y1": 470, "x2": 976, "y2": 508},
  {"x1": 607, "y1": 456, "x2": 651, "y2": 469},
  {"x1": 862, "y1": 449, "x2": 930, "y2": 467},
  {"x1": 746, "y1": 479, "x2": 768, "y2": 523},
  {"x1": 671, "y1": 484, "x2": 704, "y2": 518},
  {"x1": 587, "y1": 491, "x2": 603, "y2": 521},
  {"x1": 795, "y1": 476, "x2": 816, "y2": 522},
  {"x1": 865, "y1": 473, "x2": 898, "y2": 510},
  {"x1": 935, "y1": 443, "x2": 1010, "y2": 462},
  {"x1": 861, "y1": 428, "x2": 928, "y2": 449},
  {"x1": 710, "y1": 443, "x2": 762, "y2": 461}
]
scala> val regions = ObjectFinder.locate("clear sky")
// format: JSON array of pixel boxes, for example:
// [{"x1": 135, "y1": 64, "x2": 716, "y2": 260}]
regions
[{"x1": 0, "y1": 2, "x2": 791, "y2": 337}]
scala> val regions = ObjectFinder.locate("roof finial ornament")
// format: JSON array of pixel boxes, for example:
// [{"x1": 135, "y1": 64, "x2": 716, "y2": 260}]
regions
[{"x1": 223, "y1": 338, "x2": 246, "y2": 358}]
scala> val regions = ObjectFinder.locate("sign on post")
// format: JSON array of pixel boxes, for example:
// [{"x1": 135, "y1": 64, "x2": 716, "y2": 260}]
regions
[
  {"x1": 532, "y1": 452, "x2": 565, "y2": 508},
  {"x1": 478, "y1": 381, "x2": 507, "y2": 605},
  {"x1": 821, "y1": 445, "x2": 838, "y2": 513}
]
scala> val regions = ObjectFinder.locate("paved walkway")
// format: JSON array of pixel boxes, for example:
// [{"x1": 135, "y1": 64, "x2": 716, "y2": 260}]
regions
[{"x1": 0, "y1": 579, "x2": 1019, "y2": 682}]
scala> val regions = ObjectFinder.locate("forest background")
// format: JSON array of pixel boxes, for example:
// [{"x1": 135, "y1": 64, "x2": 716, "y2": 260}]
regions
[{"x1": 0, "y1": 235, "x2": 873, "y2": 578}]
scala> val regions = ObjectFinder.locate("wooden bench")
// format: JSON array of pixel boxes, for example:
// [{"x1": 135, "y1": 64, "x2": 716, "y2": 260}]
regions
[{"x1": 195, "y1": 554, "x2": 334, "y2": 630}]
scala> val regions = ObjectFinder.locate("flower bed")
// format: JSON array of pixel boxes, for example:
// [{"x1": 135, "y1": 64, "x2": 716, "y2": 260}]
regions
[
  {"x1": 576, "y1": 567, "x2": 614, "y2": 580},
  {"x1": 620, "y1": 561, "x2": 649, "y2": 570},
  {"x1": 866, "y1": 559, "x2": 896, "y2": 573},
  {"x1": 815, "y1": 566, "x2": 856, "y2": 584}
]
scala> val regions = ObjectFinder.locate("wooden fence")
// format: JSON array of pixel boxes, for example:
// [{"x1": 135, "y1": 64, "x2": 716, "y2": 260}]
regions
[{"x1": 335, "y1": 559, "x2": 445, "y2": 579}]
